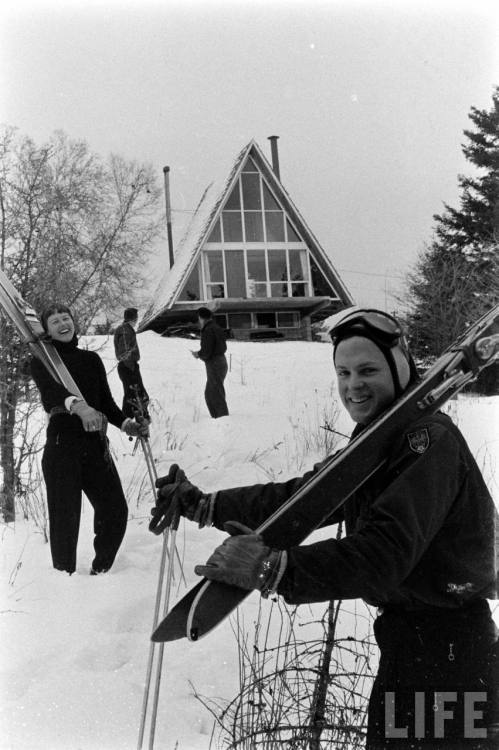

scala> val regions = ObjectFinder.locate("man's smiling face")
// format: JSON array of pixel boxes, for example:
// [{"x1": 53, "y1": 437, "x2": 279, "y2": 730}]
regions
[{"x1": 334, "y1": 336, "x2": 395, "y2": 425}]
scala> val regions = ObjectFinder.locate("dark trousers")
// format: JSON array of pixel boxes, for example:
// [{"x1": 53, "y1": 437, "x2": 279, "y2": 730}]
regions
[
  {"x1": 367, "y1": 601, "x2": 499, "y2": 749},
  {"x1": 117, "y1": 362, "x2": 150, "y2": 419},
  {"x1": 204, "y1": 355, "x2": 229, "y2": 418},
  {"x1": 42, "y1": 429, "x2": 128, "y2": 574}
]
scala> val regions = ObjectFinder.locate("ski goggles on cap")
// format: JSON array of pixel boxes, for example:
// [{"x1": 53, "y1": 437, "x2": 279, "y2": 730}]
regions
[{"x1": 329, "y1": 308, "x2": 406, "y2": 350}]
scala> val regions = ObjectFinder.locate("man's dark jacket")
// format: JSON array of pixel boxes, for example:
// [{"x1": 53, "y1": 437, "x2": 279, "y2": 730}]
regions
[
  {"x1": 211, "y1": 412, "x2": 496, "y2": 610},
  {"x1": 198, "y1": 320, "x2": 227, "y2": 362},
  {"x1": 114, "y1": 321, "x2": 140, "y2": 370}
]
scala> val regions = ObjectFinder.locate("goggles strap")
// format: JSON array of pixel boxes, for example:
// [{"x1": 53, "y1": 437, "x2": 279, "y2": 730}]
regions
[{"x1": 384, "y1": 347, "x2": 403, "y2": 397}]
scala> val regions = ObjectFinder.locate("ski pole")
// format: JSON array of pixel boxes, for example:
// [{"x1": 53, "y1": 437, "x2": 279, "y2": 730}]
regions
[
  {"x1": 137, "y1": 523, "x2": 171, "y2": 750},
  {"x1": 146, "y1": 511, "x2": 180, "y2": 749},
  {"x1": 129, "y1": 428, "x2": 187, "y2": 586},
  {"x1": 137, "y1": 510, "x2": 180, "y2": 750},
  {"x1": 140, "y1": 436, "x2": 158, "y2": 491},
  {"x1": 135, "y1": 434, "x2": 186, "y2": 585}
]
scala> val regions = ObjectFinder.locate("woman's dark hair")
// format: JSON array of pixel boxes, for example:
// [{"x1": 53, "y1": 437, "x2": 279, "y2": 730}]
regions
[{"x1": 41, "y1": 304, "x2": 74, "y2": 332}]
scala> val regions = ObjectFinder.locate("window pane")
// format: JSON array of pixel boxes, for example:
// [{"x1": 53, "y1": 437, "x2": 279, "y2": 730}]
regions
[
  {"x1": 225, "y1": 250, "x2": 246, "y2": 297},
  {"x1": 222, "y1": 211, "x2": 242, "y2": 241},
  {"x1": 286, "y1": 219, "x2": 301, "y2": 242},
  {"x1": 270, "y1": 283, "x2": 288, "y2": 297},
  {"x1": 241, "y1": 173, "x2": 261, "y2": 209},
  {"x1": 254, "y1": 283, "x2": 267, "y2": 298},
  {"x1": 245, "y1": 211, "x2": 264, "y2": 241},
  {"x1": 207, "y1": 219, "x2": 221, "y2": 243},
  {"x1": 291, "y1": 282, "x2": 306, "y2": 297},
  {"x1": 206, "y1": 251, "x2": 224, "y2": 282},
  {"x1": 311, "y1": 261, "x2": 334, "y2": 296},
  {"x1": 214, "y1": 314, "x2": 227, "y2": 328},
  {"x1": 268, "y1": 249, "x2": 287, "y2": 281},
  {"x1": 256, "y1": 312, "x2": 276, "y2": 328},
  {"x1": 263, "y1": 182, "x2": 280, "y2": 210},
  {"x1": 265, "y1": 212, "x2": 285, "y2": 241},
  {"x1": 207, "y1": 284, "x2": 225, "y2": 299},
  {"x1": 277, "y1": 312, "x2": 296, "y2": 327},
  {"x1": 228, "y1": 313, "x2": 252, "y2": 329},
  {"x1": 178, "y1": 261, "x2": 201, "y2": 301},
  {"x1": 247, "y1": 249, "x2": 266, "y2": 281},
  {"x1": 242, "y1": 156, "x2": 259, "y2": 173},
  {"x1": 224, "y1": 184, "x2": 241, "y2": 210},
  {"x1": 289, "y1": 249, "x2": 308, "y2": 280}
]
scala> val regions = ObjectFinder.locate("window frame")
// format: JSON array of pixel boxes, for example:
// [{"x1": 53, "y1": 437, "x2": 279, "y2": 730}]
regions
[{"x1": 200, "y1": 163, "x2": 316, "y2": 301}]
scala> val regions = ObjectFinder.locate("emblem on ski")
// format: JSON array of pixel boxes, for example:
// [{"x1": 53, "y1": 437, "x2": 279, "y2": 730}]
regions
[{"x1": 151, "y1": 305, "x2": 499, "y2": 643}]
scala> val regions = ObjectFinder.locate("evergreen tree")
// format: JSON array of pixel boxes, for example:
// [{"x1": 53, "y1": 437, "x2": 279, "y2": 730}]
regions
[{"x1": 406, "y1": 88, "x2": 499, "y2": 392}]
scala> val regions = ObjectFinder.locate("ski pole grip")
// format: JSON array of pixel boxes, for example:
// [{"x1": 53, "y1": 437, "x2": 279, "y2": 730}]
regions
[{"x1": 169, "y1": 508, "x2": 181, "y2": 532}]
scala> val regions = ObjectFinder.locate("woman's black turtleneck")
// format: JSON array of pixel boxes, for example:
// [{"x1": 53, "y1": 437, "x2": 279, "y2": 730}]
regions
[{"x1": 30, "y1": 336, "x2": 125, "y2": 429}]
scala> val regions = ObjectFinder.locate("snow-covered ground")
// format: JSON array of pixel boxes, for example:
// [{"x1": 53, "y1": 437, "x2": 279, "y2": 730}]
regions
[{"x1": 1, "y1": 332, "x2": 498, "y2": 750}]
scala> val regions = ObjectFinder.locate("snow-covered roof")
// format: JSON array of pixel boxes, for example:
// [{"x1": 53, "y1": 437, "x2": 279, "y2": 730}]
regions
[{"x1": 140, "y1": 142, "x2": 252, "y2": 330}]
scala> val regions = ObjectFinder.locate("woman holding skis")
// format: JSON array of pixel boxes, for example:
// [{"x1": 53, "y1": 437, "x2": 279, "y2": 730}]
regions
[{"x1": 31, "y1": 303, "x2": 148, "y2": 576}]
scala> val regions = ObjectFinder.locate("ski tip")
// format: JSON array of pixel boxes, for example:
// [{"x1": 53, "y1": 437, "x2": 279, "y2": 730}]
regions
[
  {"x1": 149, "y1": 578, "x2": 208, "y2": 642},
  {"x1": 150, "y1": 623, "x2": 200, "y2": 643},
  {"x1": 150, "y1": 617, "x2": 189, "y2": 643}
]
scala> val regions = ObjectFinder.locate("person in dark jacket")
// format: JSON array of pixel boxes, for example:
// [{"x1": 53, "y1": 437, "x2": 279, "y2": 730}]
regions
[
  {"x1": 31, "y1": 303, "x2": 148, "y2": 576},
  {"x1": 150, "y1": 307, "x2": 498, "y2": 749},
  {"x1": 113, "y1": 307, "x2": 150, "y2": 420},
  {"x1": 191, "y1": 307, "x2": 229, "y2": 418}
]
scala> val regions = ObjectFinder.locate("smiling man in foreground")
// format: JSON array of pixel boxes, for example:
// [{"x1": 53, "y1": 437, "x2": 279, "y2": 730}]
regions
[{"x1": 150, "y1": 307, "x2": 498, "y2": 749}]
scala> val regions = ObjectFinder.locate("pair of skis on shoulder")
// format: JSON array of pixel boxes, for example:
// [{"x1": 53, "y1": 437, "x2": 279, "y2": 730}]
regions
[{"x1": 151, "y1": 303, "x2": 499, "y2": 643}]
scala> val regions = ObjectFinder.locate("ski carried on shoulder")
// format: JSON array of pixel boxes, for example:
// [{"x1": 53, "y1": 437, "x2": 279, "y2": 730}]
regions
[
  {"x1": 152, "y1": 304, "x2": 499, "y2": 644},
  {"x1": 0, "y1": 268, "x2": 83, "y2": 397}
]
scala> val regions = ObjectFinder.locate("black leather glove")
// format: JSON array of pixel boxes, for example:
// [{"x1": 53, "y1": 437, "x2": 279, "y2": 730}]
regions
[
  {"x1": 194, "y1": 521, "x2": 287, "y2": 597},
  {"x1": 149, "y1": 464, "x2": 211, "y2": 534}
]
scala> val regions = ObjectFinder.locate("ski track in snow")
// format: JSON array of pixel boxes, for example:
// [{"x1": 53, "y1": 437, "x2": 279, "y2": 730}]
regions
[{"x1": 1, "y1": 333, "x2": 498, "y2": 749}]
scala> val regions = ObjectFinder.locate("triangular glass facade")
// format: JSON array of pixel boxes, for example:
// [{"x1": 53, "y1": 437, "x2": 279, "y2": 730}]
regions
[{"x1": 178, "y1": 154, "x2": 339, "y2": 303}]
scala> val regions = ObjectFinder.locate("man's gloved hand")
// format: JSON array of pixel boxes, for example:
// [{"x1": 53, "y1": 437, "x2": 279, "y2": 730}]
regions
[
  {"x1": 123, "y1": 417, "x2": 150, "y2": 438},
  {"x1": 70, "y1": 400, "x2": 105, "y2": 433},
  {"x1": 149, "y1": 464, "x2": 210, "y2": 534},
  {"x1": 194, "y1": 521, "x2": 287, "y2": 597}
]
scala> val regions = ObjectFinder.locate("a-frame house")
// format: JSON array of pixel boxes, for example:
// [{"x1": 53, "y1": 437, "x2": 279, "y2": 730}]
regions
[{"x1": 139, "y1": 139, "x2": 353, "y2": 341}]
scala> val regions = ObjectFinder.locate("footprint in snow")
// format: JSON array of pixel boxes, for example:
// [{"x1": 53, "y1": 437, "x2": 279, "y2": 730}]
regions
[
  {"x1": 72, "y1": 637, "x2": 131, "y2": 672},
  {"x1": 93, "y1": 597, "x2": 152, "y2": 635}
]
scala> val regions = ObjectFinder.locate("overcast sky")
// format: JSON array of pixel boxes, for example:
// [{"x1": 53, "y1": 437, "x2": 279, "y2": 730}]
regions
[{"x1": 1, "y1": 0, "x2": 498, "y2": 310}]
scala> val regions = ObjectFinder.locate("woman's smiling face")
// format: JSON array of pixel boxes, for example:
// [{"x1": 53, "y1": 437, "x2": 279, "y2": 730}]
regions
[
  {"x1": 45, "y1": 310, "x2": 75, "y2": 342},
  {"x1": 334, "y1": 336, "x2": 395, "y2": 425}
]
